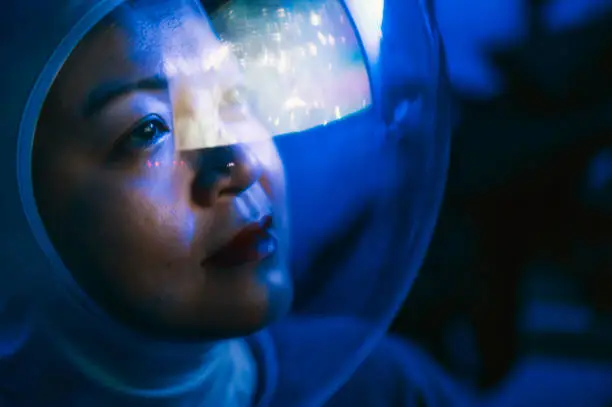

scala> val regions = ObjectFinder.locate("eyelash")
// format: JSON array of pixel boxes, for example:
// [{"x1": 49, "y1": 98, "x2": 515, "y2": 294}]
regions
[{"x1": 117, "y1": 114, "x2": 171, "y2": 153}]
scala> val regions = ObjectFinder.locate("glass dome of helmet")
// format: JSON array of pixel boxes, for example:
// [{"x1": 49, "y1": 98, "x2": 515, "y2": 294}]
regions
[{"x1": 2, "y1": 0, "x2": 448, "y2": 404}]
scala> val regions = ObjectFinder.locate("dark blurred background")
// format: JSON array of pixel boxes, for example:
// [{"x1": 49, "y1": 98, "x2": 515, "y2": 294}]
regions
[{"x1": 390, "y1": 0, "x2": 612, "y2": 393}]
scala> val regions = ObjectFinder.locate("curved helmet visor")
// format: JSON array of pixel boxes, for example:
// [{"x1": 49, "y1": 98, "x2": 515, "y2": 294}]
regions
[
  {"x1": 24, "y1": 0, "x2": 445, "y2": 403},
  {"x1": 30, "y1": 0, "x2": 444, "y2": 316}
]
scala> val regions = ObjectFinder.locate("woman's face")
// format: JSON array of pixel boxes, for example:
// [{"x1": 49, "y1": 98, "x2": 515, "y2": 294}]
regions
[{"x1": 32, "y1": 1, "x2": 292, "y2": 340}]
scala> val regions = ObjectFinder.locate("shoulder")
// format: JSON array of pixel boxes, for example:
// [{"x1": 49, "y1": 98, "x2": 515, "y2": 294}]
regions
[{"x1": 324, "y1": 335, "x2": 474, "y2": 407}]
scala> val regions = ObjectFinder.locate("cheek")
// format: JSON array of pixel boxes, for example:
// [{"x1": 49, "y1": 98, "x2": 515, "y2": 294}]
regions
[
  {"x1": 80, "y1": 168, "x2": 205, "y2": 268},
  {"x1": 64, "y1": 167, "x2": 215, "y2": 315}
]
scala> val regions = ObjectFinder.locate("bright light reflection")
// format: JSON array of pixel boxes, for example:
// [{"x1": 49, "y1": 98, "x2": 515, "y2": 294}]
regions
[{"x1": 344, "y1": 0, "x2": 384, "y2": 64}]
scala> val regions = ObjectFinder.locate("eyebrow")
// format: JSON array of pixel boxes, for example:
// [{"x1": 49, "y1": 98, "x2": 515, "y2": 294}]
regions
[{"x1": 83, "y1": 75, "x2": 168, "y2": 117}]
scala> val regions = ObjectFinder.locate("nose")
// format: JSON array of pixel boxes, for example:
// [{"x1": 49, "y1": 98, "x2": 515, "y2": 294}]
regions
[{"x1": 189, "y1": 144, "x2": 263, "y2": 207}]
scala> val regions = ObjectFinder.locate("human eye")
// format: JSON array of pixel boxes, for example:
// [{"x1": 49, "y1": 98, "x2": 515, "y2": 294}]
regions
[{"x1": 116, "y1": 114, "x2": 171, "y2": 153}]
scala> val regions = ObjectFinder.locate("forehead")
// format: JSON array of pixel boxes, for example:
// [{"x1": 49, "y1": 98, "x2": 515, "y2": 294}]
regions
[{"x1": 51, "y1": 1, "x2": 219, "y2": 108}]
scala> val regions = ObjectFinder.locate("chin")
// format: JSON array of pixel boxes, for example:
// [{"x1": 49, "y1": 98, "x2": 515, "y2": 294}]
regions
[
  {"x1": 258, "y1": 263, "x2": 293, "y2": 322},
  {"x1": 206, "y1": 264, "x2": 293, "y2": 340},
  {"x1": 131, "y1": 263, "x2": 294, "y2": 342}
]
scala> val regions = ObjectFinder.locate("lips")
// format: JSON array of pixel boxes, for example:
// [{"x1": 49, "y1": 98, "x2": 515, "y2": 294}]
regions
[{"x1": 203, "y1": 215, "x2": 276, "y2": 269}]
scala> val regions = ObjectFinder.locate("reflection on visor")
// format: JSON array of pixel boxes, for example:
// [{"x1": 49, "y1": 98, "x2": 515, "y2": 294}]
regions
[
  {"x1": 166, "y1": 0, "x2": 372, "y2": 151},
  {"x1": 167, "y1": 44, "x2": 270, "y2": 151}
]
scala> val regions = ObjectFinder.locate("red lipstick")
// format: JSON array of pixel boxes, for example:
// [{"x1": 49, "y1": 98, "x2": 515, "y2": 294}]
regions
[{"x1": 204, "y1": 215, "x2": 276, "y2": 269}]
